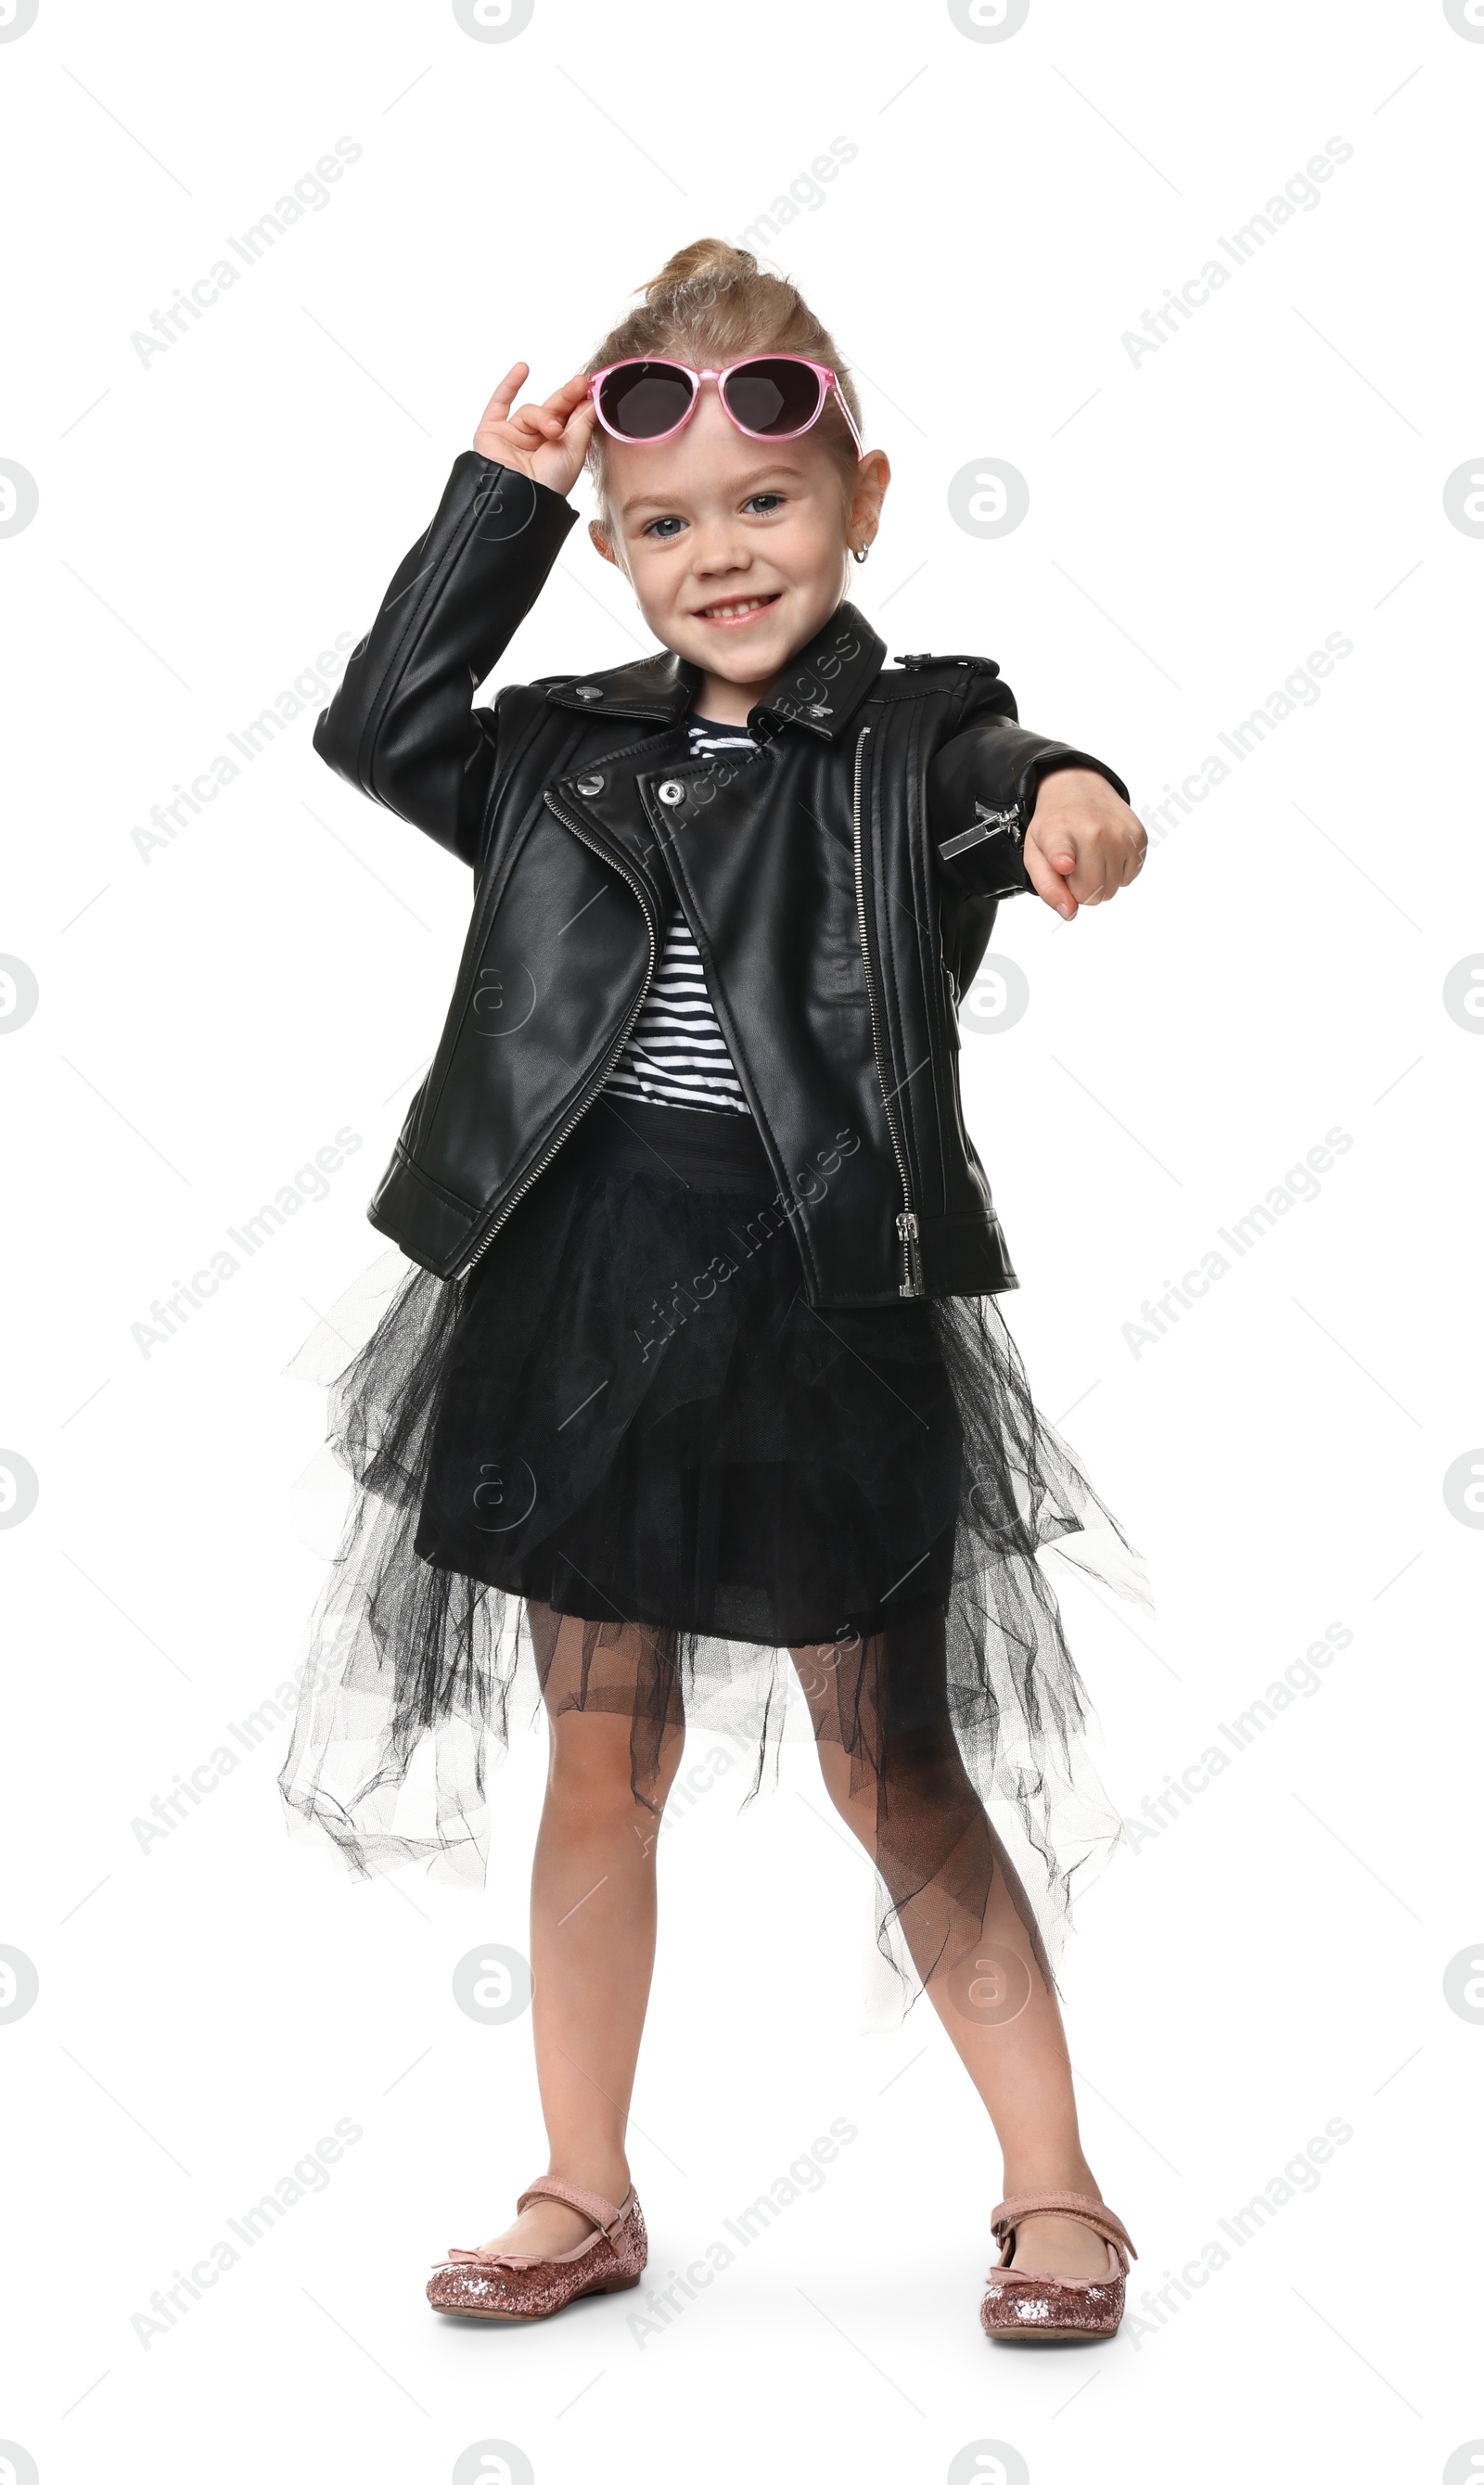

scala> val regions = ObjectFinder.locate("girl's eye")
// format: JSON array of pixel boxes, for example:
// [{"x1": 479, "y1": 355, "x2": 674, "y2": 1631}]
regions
[
  {"x1": 744, "y1": 493, "x2": 785, "y2": 515},
  {"x1": 643, "y1": 515, "x2": 686, "y2": 539}
]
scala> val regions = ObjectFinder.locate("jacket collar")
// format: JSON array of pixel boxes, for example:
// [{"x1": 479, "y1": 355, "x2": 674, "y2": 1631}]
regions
[{"x1": 542, "y1": 600, "x2": 886, "y2": 743}]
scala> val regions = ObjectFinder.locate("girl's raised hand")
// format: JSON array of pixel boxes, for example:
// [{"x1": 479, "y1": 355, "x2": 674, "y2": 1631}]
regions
[{"x1": 473, "y1": 364, "x2": 596, "y2": 499}]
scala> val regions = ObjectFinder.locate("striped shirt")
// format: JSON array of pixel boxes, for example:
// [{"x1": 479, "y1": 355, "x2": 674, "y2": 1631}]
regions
[{"x1": 605, "y1": 716, "x2": 758, "y2": 1118}]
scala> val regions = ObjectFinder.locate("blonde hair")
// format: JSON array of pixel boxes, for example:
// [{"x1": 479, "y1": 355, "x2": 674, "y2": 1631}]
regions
[{"x1": 583, "y1": 238, "x2": 864, "y2": 527}]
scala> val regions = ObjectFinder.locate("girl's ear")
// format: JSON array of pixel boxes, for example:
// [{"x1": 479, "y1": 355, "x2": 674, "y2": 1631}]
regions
[
  {"x1": 848, "y1": 449, "x2": 891, "y2": 550},
  {"x1": 589, "y1": 519, "x2": 620, "y2": 568}
]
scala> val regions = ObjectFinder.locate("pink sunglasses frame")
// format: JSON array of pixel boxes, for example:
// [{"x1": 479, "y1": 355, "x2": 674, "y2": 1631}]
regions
[{"x1": 587, "y1": 354, "x2": 865, "y2": 458}]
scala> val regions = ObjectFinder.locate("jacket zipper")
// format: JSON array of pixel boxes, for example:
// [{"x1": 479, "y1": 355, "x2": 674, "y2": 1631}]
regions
[
  {"x1": 851, "y1": 724, "x2": 923, "y2": 1299},
  {"x1": 454, "y1": 789, "x2": 659, "y2": 1276}
]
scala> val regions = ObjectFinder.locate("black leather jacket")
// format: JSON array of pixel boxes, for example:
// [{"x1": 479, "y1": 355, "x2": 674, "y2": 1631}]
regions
[{"x1": 313, "y1": 452, "x2": 1130, "y2": 1307}]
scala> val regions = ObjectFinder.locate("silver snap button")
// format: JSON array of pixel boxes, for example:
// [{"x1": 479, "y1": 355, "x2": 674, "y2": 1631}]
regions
[
  {"x1": 575, "y1": 773, "x2": 604, "y2": 797},
  {"x1": 572, "y1": 684, "x2": 602, "y2": 701},
  {"x1": 658, "y1": 780, "x2": 684, "y2": 805}
]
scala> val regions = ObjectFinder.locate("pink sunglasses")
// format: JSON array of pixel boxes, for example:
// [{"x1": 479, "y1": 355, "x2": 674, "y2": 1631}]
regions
[{"x1": 588, "y1": 354, "x2": 864, "y2": 457}]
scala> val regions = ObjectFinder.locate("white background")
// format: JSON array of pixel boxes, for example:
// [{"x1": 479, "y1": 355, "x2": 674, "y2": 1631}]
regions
[{"x1": 2, "y1": 2, "x2": 1479, "y2": 2479}]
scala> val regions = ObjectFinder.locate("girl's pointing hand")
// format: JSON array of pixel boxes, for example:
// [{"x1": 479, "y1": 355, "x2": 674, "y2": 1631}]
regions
[
  {"x1": 473, "y1": 364, "x2": 596, "y2": 498},
  {"x1": 1022, "y1": 768, "x2": 1148, "y2": 920}
]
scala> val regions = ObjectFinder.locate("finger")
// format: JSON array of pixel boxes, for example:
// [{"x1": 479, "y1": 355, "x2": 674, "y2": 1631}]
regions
[
  {"x1": 1065, "y1": 841, "x2": 1116, "y2": 906},
  {"x1": 1036, "y1": 823, "x2": 1079, "y2": 875},
  {"x1": 1022, "y1": 834, "x2": 1078, "y2": 920},
  {"x1": 513, "y1": 398, "x2": 568, "y2": 440},
  {"x1": 544, "y1": 372, "x2": 595, "y2": 413},
  {"x1": 478, "y1": 362, "x2": 530, "y2": 429}
]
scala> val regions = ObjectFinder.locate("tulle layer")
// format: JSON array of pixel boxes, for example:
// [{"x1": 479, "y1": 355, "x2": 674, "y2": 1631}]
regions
[{"x1": 277, "y1": 1097, "x2": 1150, "y2": 2018}]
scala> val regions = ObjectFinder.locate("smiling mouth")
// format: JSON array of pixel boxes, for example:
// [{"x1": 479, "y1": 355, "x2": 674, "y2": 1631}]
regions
[{"x1": 693, "y1": 592, "x2": 782, "y2": 625}]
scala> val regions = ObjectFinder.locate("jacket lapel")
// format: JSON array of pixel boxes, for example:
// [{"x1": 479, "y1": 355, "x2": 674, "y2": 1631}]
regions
[{"x1": 542, "y1": 601, "x2": 886, "y2": 741}]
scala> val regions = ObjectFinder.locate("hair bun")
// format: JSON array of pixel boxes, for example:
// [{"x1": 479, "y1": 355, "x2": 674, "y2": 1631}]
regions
[{"x1": 641, "y1": 237, "x2": 758, "y2": 304}]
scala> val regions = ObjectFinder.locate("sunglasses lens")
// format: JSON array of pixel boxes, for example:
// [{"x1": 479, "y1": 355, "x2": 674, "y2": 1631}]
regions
[
  {"x1": 722, "y1": 357, "x2": 825, "y2": 437},
  {"x1": 597, "y1": 362, "x2": 696, "y2": 440}
]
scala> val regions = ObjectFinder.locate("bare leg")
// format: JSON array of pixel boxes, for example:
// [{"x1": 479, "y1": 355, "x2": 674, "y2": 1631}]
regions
[
  {"x1": 479, "y1": 1603, "x2": 684, "y2": 2259},
  {"x1": 793, "y1": 1634, "x2": 1109, "y2": 2280}
]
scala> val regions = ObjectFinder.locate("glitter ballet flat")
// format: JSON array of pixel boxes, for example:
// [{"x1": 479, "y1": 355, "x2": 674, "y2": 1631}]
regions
[
  {"x1": 979, "y1": 2189, "x2": 1137, "y2": 2343},
  {"x1": 427, "y1": 2176, "x2": 647, "y2": 2322}
]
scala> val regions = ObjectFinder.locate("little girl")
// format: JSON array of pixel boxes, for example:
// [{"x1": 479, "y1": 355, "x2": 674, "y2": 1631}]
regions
[{"x1": 279, "y1": 239, "x2": 1149, "y2": 2342}]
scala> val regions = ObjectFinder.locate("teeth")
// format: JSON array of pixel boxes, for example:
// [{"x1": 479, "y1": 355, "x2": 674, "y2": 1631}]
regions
[{"x1": 701, "y1": 596, "x2": 774, "y2": 619}]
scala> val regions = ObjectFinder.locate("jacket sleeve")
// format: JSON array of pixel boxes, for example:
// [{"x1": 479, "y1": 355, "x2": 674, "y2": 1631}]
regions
[
  {"x1": 928, "y1": 673, "x2": 1132, "y2": 899},
  {"x1": 313, "y1": 452, "x2": 580, "y2": 866}
]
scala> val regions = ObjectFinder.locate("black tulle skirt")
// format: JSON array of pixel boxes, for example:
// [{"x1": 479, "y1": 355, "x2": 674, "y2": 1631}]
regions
[{"x1": 278, "y1": 1095, "x2": 1150, "y2": 2015}]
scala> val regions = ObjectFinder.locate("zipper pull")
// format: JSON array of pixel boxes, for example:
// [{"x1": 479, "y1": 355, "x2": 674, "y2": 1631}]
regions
[{"x1": 896, "y1": 1210, "x2": 924, "y2": 1298}]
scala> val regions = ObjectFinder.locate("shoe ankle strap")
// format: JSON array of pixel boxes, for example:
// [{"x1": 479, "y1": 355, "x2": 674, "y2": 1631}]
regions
[
  {"x1": 991, "y1": 2190, "x2": 1137, "y2": 2264},
  {"x1": 516, "y1": 2176, "x2": 629, "y2": 2242}
]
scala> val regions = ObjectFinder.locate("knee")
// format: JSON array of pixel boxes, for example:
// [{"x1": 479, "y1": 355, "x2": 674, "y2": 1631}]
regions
[
  {"x1": 815, "y1": 1742, "x2": 876, "y2": 1838},
  {"x1": 880, "y1": 1727, "x2": 977, "y2": 1815},
  {"x1": 817, "y1": 1731, "x2": 977, "y2": 1836},
  {"x1": 545, "y1": 1713, "x2": 684, "y2": 1826}
]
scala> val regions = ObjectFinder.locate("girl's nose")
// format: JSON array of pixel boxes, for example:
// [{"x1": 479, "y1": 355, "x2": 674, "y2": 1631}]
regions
[{"x1": 691, "y1": 533, "x2": 751, "y2": 572}]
